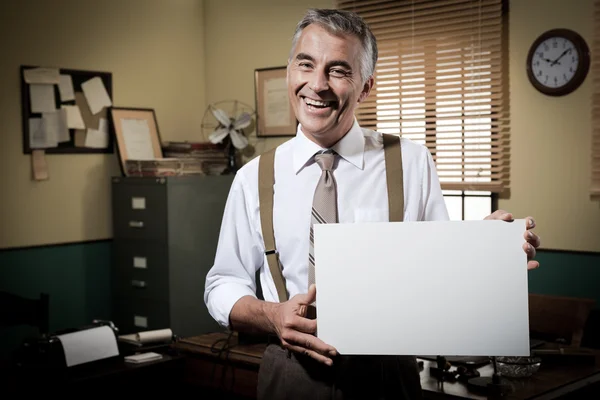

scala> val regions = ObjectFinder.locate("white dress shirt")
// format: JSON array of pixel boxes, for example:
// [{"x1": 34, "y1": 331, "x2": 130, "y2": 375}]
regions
[{"x1": 204, "y1": 119, "x2": 449, "y2": 329}]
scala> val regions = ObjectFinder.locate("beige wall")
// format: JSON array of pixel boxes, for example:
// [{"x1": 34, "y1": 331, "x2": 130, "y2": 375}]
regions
[
  {"x1": 504, "y1": 0, "x2": 600, "y2": 252},
  {"x1": 0, "y1": 0, "x2": 206, "y2": 248},
  {"x1": 203, "y1": 0, "x2": 335, "y2": 159},
  {"x1": 1, "y1": 0, "x2": 598, "y2": 253}
]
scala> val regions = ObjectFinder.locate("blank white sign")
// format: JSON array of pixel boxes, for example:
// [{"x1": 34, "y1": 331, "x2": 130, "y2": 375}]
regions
[{"x1": 314, "y1": 219, "x2": 530, "y2": 357}]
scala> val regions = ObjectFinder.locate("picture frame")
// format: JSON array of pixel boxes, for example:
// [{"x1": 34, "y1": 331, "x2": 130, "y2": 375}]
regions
[
  {"x1": 254, "y1": 66, "x2": 297, "y2": 137},
  {"x1": 108, "y1": 107, "x2": 163, "y2": 176}
]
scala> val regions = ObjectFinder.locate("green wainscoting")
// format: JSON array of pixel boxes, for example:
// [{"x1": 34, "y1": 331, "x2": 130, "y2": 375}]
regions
[
  {"x1": 529, "y1": 250, "x2": 600, "y2": 306},
  {"x1": 0, "y1": 240, "x2": 112, "y2": 360},
  {"x1": 0, "y1": 243, "x2": 598, "y2": 360}
]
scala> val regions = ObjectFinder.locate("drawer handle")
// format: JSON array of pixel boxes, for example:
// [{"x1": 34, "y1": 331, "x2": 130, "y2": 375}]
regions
[
  {"x1": 131, "y1": 280, "x2": 146, "y2": 288},
  {"x1": 129, "y1": 220, "x2": 144, "y2": 228}
]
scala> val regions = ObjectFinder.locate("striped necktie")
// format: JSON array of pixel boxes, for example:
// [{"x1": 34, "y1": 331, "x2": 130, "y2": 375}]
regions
[{"x1": 308, "y1": 149, "x2": 338, "y2": 303}]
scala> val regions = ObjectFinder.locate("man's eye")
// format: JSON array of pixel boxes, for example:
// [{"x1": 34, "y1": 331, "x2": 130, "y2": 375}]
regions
[
  {"x1": 299, "y1": 62, "x2": 313, "y2": 68},
  {"x1": 330, "y1": 69, "x2": 349, "y2": 77}
]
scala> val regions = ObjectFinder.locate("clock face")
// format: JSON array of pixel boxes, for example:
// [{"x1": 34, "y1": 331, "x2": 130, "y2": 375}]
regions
[
  {"x1": 526, "y1": 29, "x2": 590, "y2": 96},
  {"x1": 530, "y1": 37, "x2": 578, "y2": 89}
]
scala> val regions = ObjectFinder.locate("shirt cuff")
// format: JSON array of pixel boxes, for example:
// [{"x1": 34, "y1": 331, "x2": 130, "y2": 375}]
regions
[{"x1": 206, "y1": 282, "x2": 257, "y2": 329}]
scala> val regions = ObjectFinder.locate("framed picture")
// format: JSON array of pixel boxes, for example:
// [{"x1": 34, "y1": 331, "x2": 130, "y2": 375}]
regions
[
  {"x1": 109, "y1": 107, "x2": 163, "y2": 176},
  {"x1": 254, "y1": 66, "x2": 297, "y2": 137}
]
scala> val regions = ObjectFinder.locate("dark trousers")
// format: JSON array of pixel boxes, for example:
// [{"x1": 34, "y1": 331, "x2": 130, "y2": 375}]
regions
[{"x1": 257, "y1": 343, "x2": 424, "y2": 400}]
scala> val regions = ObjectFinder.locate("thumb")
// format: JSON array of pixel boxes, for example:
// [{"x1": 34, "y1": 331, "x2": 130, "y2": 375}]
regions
[{"x1": 306, "y1": 283, "x2": 317, "y2": 304}]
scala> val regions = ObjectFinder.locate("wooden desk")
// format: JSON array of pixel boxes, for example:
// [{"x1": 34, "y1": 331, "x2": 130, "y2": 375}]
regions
[
  {"x1": 3, "y1": 350, "x2": 186, "y2": 396},
  {"x1": 175, "y1": 332, "x2": 600, "y2": 399}
]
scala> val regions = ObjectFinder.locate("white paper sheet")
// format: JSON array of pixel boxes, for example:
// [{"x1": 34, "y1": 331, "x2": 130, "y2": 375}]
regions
[
  {"x1": 264, "y1": 77, "x2": 291, "y2": 127},
  {"x1": 58, "y1": 74, "x2": 75, "y2": 102},
  {"x1": 314, "y1": 219, "x2": 529, "y2": 357},
  {"x1": 29, "y1": 117, "x2": 57, "y2": 148},
  {"x1": 121, "y1": 118, "x2": 155, "y2": 159},
  {"x1": 24, "y1": 67, "x2": 60, "y2": 84},
  {"x1": 61, "y1": 105, "x2": 86, "y2": 129},
  {"x1": 85, "y1": 118, "x2": 109, "y2": 148},
  {"x1": 43, "y1": 109, "x2": 69, "y2": 143},
  {"x1": 29, "y1": 84, "x2": 56, "y2": 113},
  {"x1": 81, "y1": 76, "x2": 112, "y2": 114},
  {"x1": 56, "y1": 325, "x2": 119, "y2": 367}
]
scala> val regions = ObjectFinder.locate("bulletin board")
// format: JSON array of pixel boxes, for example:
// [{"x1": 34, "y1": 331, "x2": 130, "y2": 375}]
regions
[{"x1": 20, "y1": 65, "x2": 114, "y2": 154}]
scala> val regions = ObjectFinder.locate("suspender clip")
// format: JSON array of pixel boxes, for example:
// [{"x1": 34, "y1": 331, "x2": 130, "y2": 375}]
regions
[{"x1": 265, "y1": 249, "x2": 278, "y2": 255}]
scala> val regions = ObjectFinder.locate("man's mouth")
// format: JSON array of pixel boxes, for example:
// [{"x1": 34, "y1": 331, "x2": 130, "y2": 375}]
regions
[{"x1": 303, "y1": 97, "x2": 334, "y2": 109}]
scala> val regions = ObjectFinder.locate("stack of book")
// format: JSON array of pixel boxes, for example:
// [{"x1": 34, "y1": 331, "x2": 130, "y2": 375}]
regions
[
  {"x1": 162, "y1": 141, "x2": 229, "y2": 175},
  {"x1": 125, "y1": 158, "x2": 205, "y2": 177}
]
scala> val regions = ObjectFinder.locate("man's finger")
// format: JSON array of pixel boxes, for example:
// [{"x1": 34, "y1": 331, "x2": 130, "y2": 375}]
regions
[
  {"x1": 291, "y1": 284, "x2": 317, "y2": 306},
  {"x1": 524, "y1": 230, "x2": 541, "y2": 248},
  {"x1": 282, "y1": 330, "x2": 337, "y2": 357},
  {"x1": 288, "y1": 315, "x2": 318, "y2": 334},
  {"x1": 527, "y1": 260, "x2": 540, "y2": 270},
  {"x1": 283, "y1": 342, "x2": 333, "y2": 366},
  {"x1": 523, "y1": 242, "x2": 537, "y2": 260}
]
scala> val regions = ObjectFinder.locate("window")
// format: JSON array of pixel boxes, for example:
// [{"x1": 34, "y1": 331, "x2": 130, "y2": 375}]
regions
[{"x1": 336, "y1": 0, "x2": 509, "y2": 219}]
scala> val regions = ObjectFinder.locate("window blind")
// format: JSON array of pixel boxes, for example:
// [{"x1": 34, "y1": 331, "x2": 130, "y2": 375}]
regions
[
  {"x1": 336, "y1": 0, "x2": 509, "y2": 192},
  {"x1": 592, "y1": 1, "x2": 600, "y2": 199}
]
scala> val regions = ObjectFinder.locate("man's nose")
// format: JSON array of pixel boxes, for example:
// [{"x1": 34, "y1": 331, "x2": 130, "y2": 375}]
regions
[{"x1": 308, "y1": 72, "x2": 329, "y2": 92}]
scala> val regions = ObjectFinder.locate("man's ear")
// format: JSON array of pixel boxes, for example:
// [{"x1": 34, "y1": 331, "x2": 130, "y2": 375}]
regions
[{"x1": 358, "y1": 76, "x2": 374, "y2": 103}]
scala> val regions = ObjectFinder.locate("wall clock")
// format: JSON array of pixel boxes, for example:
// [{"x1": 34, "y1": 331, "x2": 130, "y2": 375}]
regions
[{"x1": 526, "y1": 28, "x2": 590, "y2": 96}]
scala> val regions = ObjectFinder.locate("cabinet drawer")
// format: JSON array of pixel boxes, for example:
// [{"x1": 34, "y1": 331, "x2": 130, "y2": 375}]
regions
[
  {"x1": 112, "y1": 240, "x2": 169, "y2": 302},
  {"x1": 112, "y1": 180, "x2": 167, "y2": 241},
  {"x1": 112, "y1": 295, "x2": 170, "y2": 335}
]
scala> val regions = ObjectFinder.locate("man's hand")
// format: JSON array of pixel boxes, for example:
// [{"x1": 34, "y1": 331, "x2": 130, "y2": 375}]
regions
[
  {"x1": 484, "y1": 209, "x2": 541, "y2": 270},
  {"x1": 267, "y1": 284, "x2": 337, "y2": 366}
]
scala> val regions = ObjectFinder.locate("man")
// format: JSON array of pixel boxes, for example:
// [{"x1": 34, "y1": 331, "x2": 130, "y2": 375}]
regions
[{"x1": 204, "y1": 8, "x2": 540, "y2": 399}]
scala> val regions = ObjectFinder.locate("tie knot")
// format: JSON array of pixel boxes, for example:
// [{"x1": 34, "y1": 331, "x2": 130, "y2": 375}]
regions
[{"x1": 315, "y1": 150, "x2": 336, "y2": 171}]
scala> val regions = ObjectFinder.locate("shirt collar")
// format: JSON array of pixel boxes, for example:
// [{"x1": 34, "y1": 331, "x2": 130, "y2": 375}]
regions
[{"x1": 292, "y1": 119, "x2": 365, "y2": 174}]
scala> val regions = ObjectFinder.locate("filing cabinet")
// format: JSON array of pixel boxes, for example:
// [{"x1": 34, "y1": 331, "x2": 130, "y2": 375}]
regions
[{"x1": 110, "y1": 175, "x2": 234, "y2": 337}]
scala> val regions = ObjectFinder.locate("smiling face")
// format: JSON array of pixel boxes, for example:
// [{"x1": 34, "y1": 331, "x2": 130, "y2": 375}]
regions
[{"x1": 287, "y1": 24, "x2": 374, "y2": 148}]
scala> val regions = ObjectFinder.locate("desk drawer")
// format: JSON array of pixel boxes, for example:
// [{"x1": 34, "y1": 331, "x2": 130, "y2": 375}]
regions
[
  {"x1": 112, "y1": 295, "x2": 170, "y2": 335},
  {"x1": 112, "y1": 179, "x2": 167, "y2": 241},
  {"x1": 112, "y1": 240, "x2": 169, "y2": 302}
]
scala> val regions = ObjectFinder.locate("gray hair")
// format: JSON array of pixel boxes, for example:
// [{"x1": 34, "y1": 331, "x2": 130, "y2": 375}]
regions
[{"x1": 289, "y1": 8, "x2": 378, "y2": 83}]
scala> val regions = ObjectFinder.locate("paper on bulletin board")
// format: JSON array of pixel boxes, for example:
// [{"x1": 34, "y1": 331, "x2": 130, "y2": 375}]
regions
[
  {"x1": 314, "y1": 219, "x2": 530, "y2": 357},
  {"x1": 76, "y1": 91, "x2": 106, "y2": 130},
  {"x1": 43, "y1": 108, "x2": 69, "y2": 143},
  {"x1": 61, "y1": 105, "x2": 86, "y2": 129},
  {"x1": 29, "y1": 84, "x2": 56, "y2": 113},
  {"x1": 81, "y1": 76, "x2": 112, "y2": 115},
  {"x1": 58, "y1": 74, "x2": 75, "y2": 102},
  {"x1": 24, "y1": 67, "x2": 60, "y2": 84},
  {"x1": 85, "y1": 118, "x2": 109, "y2": 148}
]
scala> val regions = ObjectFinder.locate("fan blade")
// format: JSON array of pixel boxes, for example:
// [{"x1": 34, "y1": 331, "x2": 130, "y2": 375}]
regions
[
  {"x1": 210, "y1": 107, "x2": 232, "y2": 127},
  {"x1": 230, "y1": 130, "x2": 249, "y2": 149},
  {"x1": 233, "y1": 112, "x2": 252, "y2": 130},
  {"x1": 209, "y1": 127, "x2": 229, "y2": 144}
]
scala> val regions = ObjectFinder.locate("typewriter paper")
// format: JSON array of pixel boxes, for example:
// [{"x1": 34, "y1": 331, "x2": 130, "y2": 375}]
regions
[
  {"x1": 57, "y1": 325, "x2": 119, "y2": 367},
  {"x1": 314, "y1": 219, "x2": 530, "y2": 357}
]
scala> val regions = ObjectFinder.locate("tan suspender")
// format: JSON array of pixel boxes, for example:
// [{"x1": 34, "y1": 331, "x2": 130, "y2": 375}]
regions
[
  {"x1": 258, "y1": 147, "x2": 289, "y2": 304},
  {"x1": 383, "y1": 133, "x2": 404, "y2": 223},
  {"x1": 258, "y1": 133, "x2": 403, "y2": 303}
]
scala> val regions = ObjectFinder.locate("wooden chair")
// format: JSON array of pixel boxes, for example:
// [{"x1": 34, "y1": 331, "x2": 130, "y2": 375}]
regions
[
  {"x1": 528, "y1": 293, "x2": 596, "y2": 347},
  {"x1": 0, "y1": 291, "x2": 49, "y2": 335}
]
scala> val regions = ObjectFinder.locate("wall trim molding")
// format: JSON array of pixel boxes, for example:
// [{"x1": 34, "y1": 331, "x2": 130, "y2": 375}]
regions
[
  {"x1": 0, "y1": 239, "x2": 112, "y2": 253},
  {"x1": 538, "y1": 248, "x2": 600, "y2": 256}
]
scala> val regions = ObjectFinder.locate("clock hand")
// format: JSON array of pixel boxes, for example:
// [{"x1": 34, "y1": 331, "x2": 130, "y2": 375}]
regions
[{"x1": 551, "y1": 48, "x2": 572, "y2": 66}]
